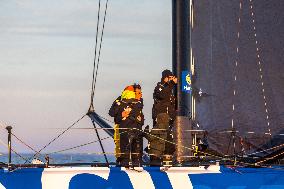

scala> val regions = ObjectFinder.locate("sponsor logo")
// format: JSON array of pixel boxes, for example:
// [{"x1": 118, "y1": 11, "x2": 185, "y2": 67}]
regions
[{"x1": 182, "y1": 71, "x2": 191, "y2": 93}]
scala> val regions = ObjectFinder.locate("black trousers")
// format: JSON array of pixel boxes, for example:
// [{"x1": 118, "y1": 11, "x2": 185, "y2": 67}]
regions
[{"x1": 119, "y1": 129, "x2": 142, "y2": 166}]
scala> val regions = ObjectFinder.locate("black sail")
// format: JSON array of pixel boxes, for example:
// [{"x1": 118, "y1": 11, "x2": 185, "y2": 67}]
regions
[{"x1": 192, "y1": 0, "x2": 284, "y2": 158}]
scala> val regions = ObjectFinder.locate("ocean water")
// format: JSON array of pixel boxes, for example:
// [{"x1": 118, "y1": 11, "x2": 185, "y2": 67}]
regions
[{"x1": 0, "y1": 153, "x2": 116, "y2": 165}]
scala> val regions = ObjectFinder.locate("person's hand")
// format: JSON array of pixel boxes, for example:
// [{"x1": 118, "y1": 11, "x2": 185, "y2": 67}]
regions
[
  {"x1": 172, "y1": 76, "x2": 177, "y2": 84},
  {"x1": 169, "y1": 76, "x2": 177, "y2": 84},
  {"x1": 137, "y1": 115, "x2": 142, "y2": 122},
  {"x1": 122, "y1": 111, "x2": 129, "y2": 119},
  {"x1": 122, "y1": 107, "x2": 132, "y2": 120}
]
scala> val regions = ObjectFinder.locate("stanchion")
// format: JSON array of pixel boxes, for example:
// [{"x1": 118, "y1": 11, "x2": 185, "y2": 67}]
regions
[{"x1": 6, "y1": 126, "x2": 12, "y2": 168}]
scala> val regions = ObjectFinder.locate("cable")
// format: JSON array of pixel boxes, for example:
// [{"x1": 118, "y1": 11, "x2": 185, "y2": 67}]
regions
[
  {"x1": 91, "y1": 122, "x2": 109, "y2": 165},
  {"x1": 47, "y1": 131, "x2": 120, "y2": 154},
  {"x1": 26, "y1": 114, "x2": 86, "y2": 163},
  {"x1": 0, "y1": 138, "x2": 28, "y2": 162},
  {"x1": 89, "y1": 0, "x2": 102, "y2": 110},
  {"x1": 87, "y1": 0, "x2": 110, "y2": 164},
  {"x1": 256, "y1": 151, "x2": 284, "y2": 165},
  {"x1": 246, "y1": 143, "x2": 284, "y2": 156},
  {"x1": 92, "y1": 0, "x2": 109, "y2": 97},
  {"x1": 12, "y1": 133, "x2": 39, "y2": 154},
  {"x1": 48, "y1": 128, "x2": 194, "y2": 156},
  {"x1": 46, "y1": 126, "x2": 284, "y2": 168}
]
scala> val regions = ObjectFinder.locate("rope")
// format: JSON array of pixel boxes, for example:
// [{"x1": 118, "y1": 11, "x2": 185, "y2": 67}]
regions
[
  {"x1": 88, "y1": 0, "x2": 110, "y2": 161},
  {"x1": 256, "y1": 151, "x2": 284, "y2": 165},
  {"x1": 26, "y1": 114, "x2": 86, "y2": 163},
  {"x1": 91, "y1": 122, "x2": 109, "y2": 165},
  {"x1": 0, "y1": 123, "x2": 32, "y2": 162},
  {"x1": 0, "y1": 123, "x2": 29, "y2": 162},
  {"x1": 0, "y1": 138, "x2": 29, "y2": 162},
  {"x1": 12, "y1": 133, "x2": 39, "y2": 154},
  {"x1": 46, "y1": 126, "x2": 284, "y2": 167},
  {"x1": 47, "y1": 128, "x2": 196, "y2": 155},
  {"x1": 47, "y1": 130, "x2": 123, "y2": 155},
  {"x1": 88, "y1": 0, "x2": 110, "y2": 163},
  {"x1": 246, "y1": 143, "x2": 284, "y2": 156},
  {"x1": 46, "y1": 126, "x2": 283, "y2": 159},
  {"x1": 2, "y1": 120, "x2": 282, "y2": 166},
  {"x1": 89, "y1": 0, "x2": 102, "y2": 110},
  {"x1": 89, "y1": 0, "x2": 109, "y2": 110},
  {"x1": 92, "y1": 0, "x2": 109, "y2": 96}
]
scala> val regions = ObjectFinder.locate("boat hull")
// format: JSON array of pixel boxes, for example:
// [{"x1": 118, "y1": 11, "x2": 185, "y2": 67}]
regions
[{"x1": 0, "y1": 165, "x2": 283, "y2": 189}]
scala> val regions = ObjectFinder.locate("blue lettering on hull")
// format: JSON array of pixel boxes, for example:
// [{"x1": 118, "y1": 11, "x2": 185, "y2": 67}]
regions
[
  {"x1": 69, "y1": 167, "x2": 134, "y2": 189},
  {"x1": 144, "y1": 167, "x2": 173, "y2": 189},
  {"x1": 0, "y1": 168, "x2": 43, "y2": 189},
  {"x1": 0, "y1": 166, "x2": 283, "y2": 189}
]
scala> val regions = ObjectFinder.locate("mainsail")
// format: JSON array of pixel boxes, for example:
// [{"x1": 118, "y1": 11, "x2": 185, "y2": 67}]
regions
[{"x1": 191, "y1": 0, "x2": 284, "y2": 159}]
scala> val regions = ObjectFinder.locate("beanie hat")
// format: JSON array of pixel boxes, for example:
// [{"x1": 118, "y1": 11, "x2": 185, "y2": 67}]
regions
[
  {"x1": 123, "y1": 85, "x2": 134, "y2": 92},
  {"x1": 162, "y1": 69, "x2": 174, "y2": 79}
]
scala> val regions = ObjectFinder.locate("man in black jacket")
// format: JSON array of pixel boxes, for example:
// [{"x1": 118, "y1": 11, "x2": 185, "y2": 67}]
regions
[
  {"x1": 149, "y1": 69, "x2": 177, "y2": 165},
  {"x1": 152, "y1": 70, "x2": 177, "y2": 125}
]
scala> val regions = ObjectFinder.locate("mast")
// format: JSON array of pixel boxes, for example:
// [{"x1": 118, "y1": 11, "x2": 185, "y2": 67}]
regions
[{"x1": 172, "y1": 0, "x2": 192, "y2": 163}]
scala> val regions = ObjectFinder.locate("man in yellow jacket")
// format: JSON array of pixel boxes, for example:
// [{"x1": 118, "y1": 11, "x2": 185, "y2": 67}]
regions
[{"x1": 109, "y1": 84, "x2": 144, "y2": 166}]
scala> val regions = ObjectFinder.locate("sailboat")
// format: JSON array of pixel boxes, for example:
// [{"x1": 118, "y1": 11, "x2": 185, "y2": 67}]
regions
[{"x1": 0, "y1": 0, "x2": 283, "y2": 188}]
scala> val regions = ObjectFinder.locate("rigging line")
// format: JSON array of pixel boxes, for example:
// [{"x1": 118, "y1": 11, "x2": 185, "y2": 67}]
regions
[
  {"x1": 89, "y1": 0, "x2": 102, "y2": 110},
  {"x1": 11, "y1": 133, "x2": 39, "y2": 154},
  {"x1": 46, "y1": 128, "x2": 179, "y2": 155},
  {"x1": 46, "y1": 123, "x2": 283, "y2": 168},
  {"x1": 0, "y1": 123, "x2": 29, "y2": 162},
  {"x1": 25, "y1": 114, "x2": 87, "y2": 164},
  {"x1": 220, "y1": 128, "x2": 284, "y2": 156},
  {"x1": 88, "y1": 0, "x2": 110, "y2": 165},
  {"x1": 231, "y1": 148, "x2": 284, "y2": 168},
  {"x1": 132, "y1": 128, "x2": 282, "y2": 167},
  {"x1": 256, "y1": 151, "x2": 284, "y2": 165},
  {"x1": 246, "y1": 143, "x2": 284, "y2": 156},
  {"x1": 46, "y1": 126, "x2": 269, "y2": 166},
  {"x1": 92, "y1": 0, "x2": 109, "y2": 96},
  {"x1": 46, "y1": 130, "x2": 124, "y2": 155},
  {"x1": 249, "y1": 0, "x2": 272, "y2": 135},
  {"x1": 0, "y1": 138, "x2": 28, "y2": 162},
  {"x1": 91, "y1": 122, "x2": 109, "y2": 165},
  {"x1": 48, "y1": 125, "x2": 272, "y2": 166},
  {"x1": 48, "y1": 127, "x2": 222, "y2": 160}
]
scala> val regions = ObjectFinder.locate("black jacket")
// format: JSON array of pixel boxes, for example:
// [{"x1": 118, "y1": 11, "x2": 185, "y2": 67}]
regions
[
  {"x1": 108, "y1": 96, "x2": 122, "y2": 124},
  {"x1": 109, "y1": 98, "x2": 144, "y2": 129},
  {"x1": 152, "y1": 81, "x2": 176, "y2": 120}
]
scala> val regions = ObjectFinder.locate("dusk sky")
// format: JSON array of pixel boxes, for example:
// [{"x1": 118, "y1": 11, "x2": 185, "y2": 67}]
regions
[{"x1": 0, "y1": 0, "x2": 172, "y2": 155}]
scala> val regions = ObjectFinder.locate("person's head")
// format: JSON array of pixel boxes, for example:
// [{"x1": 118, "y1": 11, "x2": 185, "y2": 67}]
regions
[
  {"x1": 162, "y1": 69, "x2": 175, "y2": 83},
  {"x1": 133, "y1": 83, "x2": 142, "y2": 100},
  {"x1": 121, "y1": 85, "x2": 135, "y2": 100}
]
